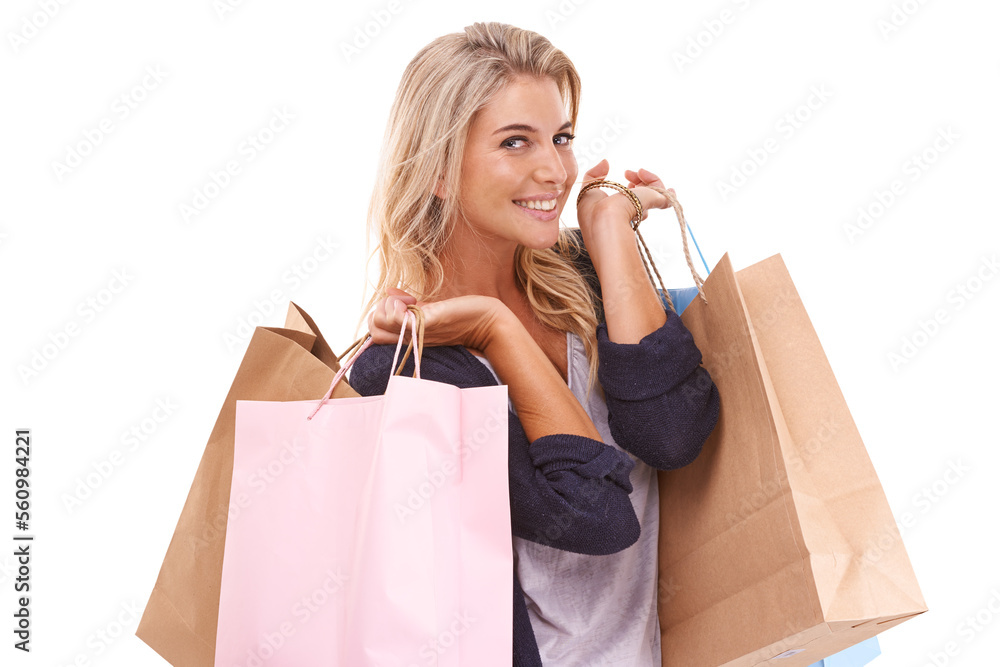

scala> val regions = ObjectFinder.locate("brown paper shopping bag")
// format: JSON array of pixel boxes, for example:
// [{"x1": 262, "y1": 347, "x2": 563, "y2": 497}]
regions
[
  {"x1": 657, "y1": 254, "x2": 926, "y2": 666},
  {"x1": 136, "y1": 302, "x2": 359, "y2": 666}
]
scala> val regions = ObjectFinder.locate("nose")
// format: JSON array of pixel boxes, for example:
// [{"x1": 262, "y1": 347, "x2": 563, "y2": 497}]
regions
[{"x1": 533, "y1": 141, "x2": 570, "y2": 185}]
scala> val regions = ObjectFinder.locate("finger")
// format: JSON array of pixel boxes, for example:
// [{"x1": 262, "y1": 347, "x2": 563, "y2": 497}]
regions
[
  {"x1": 367, "y1": 308, "x2": 391, "y2": 341},
  {"x1": 582, "y1": 158, "x2": 610, "y2": 183},
  {"x1": 628, "y1": 185, "x2": 674, "y2": 217},
  {"x1": 646, "y1": 185, "x2": 677, "y2": 206},
  {"x1": 386, "y1": 286, "x2": 417, "y2": 303},
  {"x1": 393, "y1": 298, "x2": 408, "y2": 328},
  {"x1": 378, "y1": 297, "x2": 405, "y2": 332},
  {"x1": 625, "y1": 168, "x2": 664, "y2": 188},
  {"x1": 639, "y1": 170, "x2": 667, "y2": 194}
]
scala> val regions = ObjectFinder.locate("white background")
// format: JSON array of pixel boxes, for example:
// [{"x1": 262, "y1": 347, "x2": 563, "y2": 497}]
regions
[{"x1": 2, "y1": 0, "x2": 998, "y2": 665}]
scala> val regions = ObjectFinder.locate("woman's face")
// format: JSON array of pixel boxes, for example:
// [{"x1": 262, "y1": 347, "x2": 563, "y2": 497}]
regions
[{"x1": 452, "y1": 75, "x2": 578, "y2": 250}]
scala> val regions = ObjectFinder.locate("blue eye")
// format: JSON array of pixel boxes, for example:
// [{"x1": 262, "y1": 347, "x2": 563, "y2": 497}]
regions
[
  {"x1": 502, "y1": 136, "x2": 529, "y2": 149},
  {"x1": 501, "y1": 133, "x2": 575, "y2": 149}
]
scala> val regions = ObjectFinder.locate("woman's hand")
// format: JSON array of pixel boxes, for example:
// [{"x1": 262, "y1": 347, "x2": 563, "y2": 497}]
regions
[
  {"x1": 367, "y1": 287, "x2": 508, "y2": 354},
  {"x1": 575, "y1": 158, "x2": 676, "y2": 278},
  {"x1": 576, "y1": 159, "x2": 675, "y2": 255}
]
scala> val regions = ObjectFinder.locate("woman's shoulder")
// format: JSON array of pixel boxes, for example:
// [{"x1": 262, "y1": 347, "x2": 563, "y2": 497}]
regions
[{"x1": 347, "y1": 339, "x2": 500, "y2": 396}]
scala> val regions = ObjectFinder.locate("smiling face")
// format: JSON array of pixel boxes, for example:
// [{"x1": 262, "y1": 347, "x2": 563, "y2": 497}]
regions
[{"x1": 449, "y1": 74, "x2": 578, "y2": 250}]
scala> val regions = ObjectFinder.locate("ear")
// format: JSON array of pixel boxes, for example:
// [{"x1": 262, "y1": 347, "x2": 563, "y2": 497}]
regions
[{"x1": 433, "y1": 176, "x2": 447, "y2": 200}]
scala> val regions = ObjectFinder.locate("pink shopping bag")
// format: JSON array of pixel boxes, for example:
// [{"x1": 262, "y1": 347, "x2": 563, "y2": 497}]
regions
[{"x1": 215, "y1": 309, "x2": 512, "y2": 666}]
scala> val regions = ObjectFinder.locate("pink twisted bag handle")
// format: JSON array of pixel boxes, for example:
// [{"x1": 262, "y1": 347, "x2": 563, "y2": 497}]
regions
[{"x1": 306, "y1": 305, "x2": 425, "y2": 420}]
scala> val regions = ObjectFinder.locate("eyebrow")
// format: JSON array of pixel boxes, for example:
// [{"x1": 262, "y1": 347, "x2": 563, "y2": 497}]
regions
[{"x1": 492, "y1": 121, "x2": 573, "y2": 135}]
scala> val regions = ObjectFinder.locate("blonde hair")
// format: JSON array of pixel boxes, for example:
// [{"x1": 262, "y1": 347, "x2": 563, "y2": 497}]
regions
[{"x1": 356, "y1": 21, "x2": 603, "y2": 400}]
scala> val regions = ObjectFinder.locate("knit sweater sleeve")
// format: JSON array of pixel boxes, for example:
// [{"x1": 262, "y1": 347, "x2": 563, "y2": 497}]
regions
[
  {"x1": 597, "y1": 313, "x2": 720, "y2": 470},
  {"x1": 347, "y1": 341, "x2": 640, "y2": 556}
]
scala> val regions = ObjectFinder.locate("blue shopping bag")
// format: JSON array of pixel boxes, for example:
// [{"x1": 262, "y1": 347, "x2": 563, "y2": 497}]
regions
[
  {"x1": 663, "y1": 286, "x2": 701, "y2": 315},
  {"x1": 809, "y1": 637, "x2": 881, "y2": 666}
]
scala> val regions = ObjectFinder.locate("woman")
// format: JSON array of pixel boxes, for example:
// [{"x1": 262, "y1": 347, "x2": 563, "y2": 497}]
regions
[{"x1": 347, "y1": 21, "x2": 720, "y2": 666}]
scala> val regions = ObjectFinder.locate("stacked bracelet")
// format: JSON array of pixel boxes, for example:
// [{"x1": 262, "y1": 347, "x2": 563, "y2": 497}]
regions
[{"x1": 576, "y1": 179, "x2": 644, "y2": 230}]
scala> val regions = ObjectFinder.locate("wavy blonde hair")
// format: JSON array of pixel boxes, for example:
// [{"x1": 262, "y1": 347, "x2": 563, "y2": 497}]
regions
[{"x1": 356, "y1": 21, "x2": 603, "y2": 400}]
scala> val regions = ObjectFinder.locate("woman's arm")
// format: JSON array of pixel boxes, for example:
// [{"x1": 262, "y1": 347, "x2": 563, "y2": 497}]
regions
[
  {"x1": 590, "y1": 219, "x2": 720, "y2": 468},
  {"x1": 348, "y1": 323, "x2": 640, "y2": 556},
  {"x1": 481, "y1": 307, "x2": 600, "y2": 441},
  {"x1": 482, "y1": 310, "x2": 643, "y2": 553},
  {"x1": 597, "y1": 315, "x2": 720, "y2": 470},
  {"x1": 563, "y1": 222, "x2": 721, "y2": 470},
  {"x1": 367, "y1": 290, "x2": 601, "y2": 441}
]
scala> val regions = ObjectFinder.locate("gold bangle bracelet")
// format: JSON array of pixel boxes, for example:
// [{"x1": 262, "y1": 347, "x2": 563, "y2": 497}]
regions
[{"x1": 576, "y1": 179, "x2": 644, "y2": 230}]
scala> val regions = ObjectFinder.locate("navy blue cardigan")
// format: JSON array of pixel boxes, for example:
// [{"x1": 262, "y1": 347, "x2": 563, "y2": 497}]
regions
[{"x1": 347, "y1": 230, "x2": 720, "y2": 666}]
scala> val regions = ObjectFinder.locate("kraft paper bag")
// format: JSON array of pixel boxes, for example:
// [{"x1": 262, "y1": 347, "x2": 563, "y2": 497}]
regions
[
  {"x1": 214, "y1": 309, "x2": 513, "y2": 666},
  {"x1": 658, "y1": 254, "x2": 926, "y2": 667},
  {"x1": 137, "y1": 302, "x2": 357, "y2": 666}
]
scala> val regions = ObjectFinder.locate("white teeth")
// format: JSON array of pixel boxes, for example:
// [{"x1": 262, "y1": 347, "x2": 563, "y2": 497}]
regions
[{"x1": 514, "y1": 199, "x2": 556, "y2": 211}]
